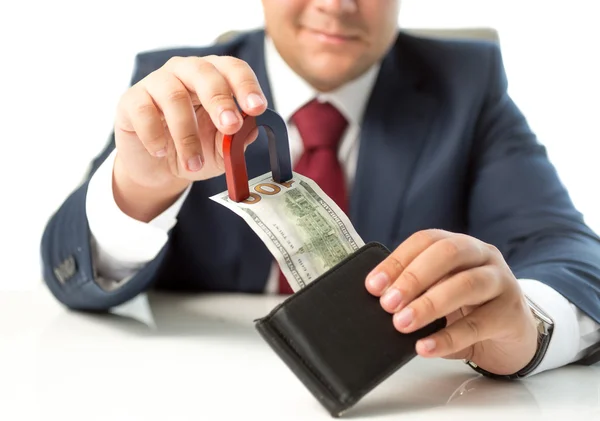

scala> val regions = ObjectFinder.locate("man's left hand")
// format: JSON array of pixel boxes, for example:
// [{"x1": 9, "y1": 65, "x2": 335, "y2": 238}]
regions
[{"x1": 365, "y1": 229, "x2": 539, "y2": 376}]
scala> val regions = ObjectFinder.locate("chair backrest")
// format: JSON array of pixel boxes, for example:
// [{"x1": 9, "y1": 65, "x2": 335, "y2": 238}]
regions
[
  {"x1": 402, "y1": 27, "x2": 500, "y2": 44},
  {"x1": 215, "y1": 30, "x2": 243, "y2": 44},
  {"x1": 215, "y1": 27, "x2": 500, "y2": 45}
]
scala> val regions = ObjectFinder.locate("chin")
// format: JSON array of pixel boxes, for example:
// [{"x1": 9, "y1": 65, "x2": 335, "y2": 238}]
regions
[{"x1": 302, "y1": 56, "x2": 361, "y2": 90}]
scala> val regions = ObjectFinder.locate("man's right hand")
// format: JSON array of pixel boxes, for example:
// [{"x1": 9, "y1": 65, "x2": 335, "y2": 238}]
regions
[{"x1": 111, "y1": 55, "x2": 268, "y2": 222}]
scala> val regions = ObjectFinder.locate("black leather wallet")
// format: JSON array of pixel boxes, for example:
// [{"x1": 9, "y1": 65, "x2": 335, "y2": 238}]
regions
[{"x1": 254, "y1": 242, "x2": 447, "y2": 417}]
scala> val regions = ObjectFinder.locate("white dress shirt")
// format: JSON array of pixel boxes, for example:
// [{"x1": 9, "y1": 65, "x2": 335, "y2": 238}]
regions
[{"x1": 85, "y1": 35, "x2": 600, "y2": 376}]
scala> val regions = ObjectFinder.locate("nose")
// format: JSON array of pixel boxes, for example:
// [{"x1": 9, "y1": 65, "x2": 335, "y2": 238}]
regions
[{"x1": 314, "y1": 0, "x2": 358, "y2": 14}]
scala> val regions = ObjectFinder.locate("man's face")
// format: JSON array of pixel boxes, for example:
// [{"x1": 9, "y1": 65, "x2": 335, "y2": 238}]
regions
[{"x1": 261, "y1": 0, "x2": 400, "y2": 92}]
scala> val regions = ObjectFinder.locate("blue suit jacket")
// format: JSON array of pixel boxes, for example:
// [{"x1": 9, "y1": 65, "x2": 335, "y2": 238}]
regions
[{"x1": 41, "y1": 30, "x2": 600, "y2": 330}]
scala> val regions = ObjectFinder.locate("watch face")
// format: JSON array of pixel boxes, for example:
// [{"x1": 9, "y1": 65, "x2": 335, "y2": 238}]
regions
[{"x1": 524, "y1": 296, "x2": 554, "y2": 327}]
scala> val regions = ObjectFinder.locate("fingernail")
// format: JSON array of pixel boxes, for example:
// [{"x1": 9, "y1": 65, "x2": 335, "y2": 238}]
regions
[
  {"x1": 420, "y1": 338, "x2": 436, "y2": 352},
  {"x1": 246, "y1": 93, "x2": 264, "y2": 109},
  {"x1": 394, "y1": 307, "x2": 414, "y2": 329},
  {"x1": 220, "y1": 110, "x2": 238, "y2": 126},
  {"x1": 380, "y1": 288, "x2": 402, "y2": 312},
  {"x1": 367, "y1": 272, "x2": 389, "y2": 294},
  {"x1": 155, "y1": 148, "x2": 167, "y2": 157},
  {"x1": 187, "y1": 155, "x2": 203, "y2": 172}
]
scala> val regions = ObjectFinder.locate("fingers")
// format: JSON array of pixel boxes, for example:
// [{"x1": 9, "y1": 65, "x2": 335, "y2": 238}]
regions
[
  {"x1": 366, "y1": 230, "x2": 491, "y2": 308},
  {"x1": 120, "y1": 88, "x2": 169, "y2": 157},
  {"x1": 366, "y1": 229, "x2": 450, "y2": 296},
  {"x1": 166, "y1": 56, "x2": 265, "y2": 172},
  {"x1": 118, "y1": 55, "x2": 267, "y2": 174},
  {"x1": 379, "y1": 235, "x2": 490, "y2": 314},
  {"x1": 143, "y1": 71, "x2": 204, "y2": 172},
  {"x1": 414, "y1": 299, "x2": 503, "y2": 359},
  {"x1": 390, "y1": 265, "x2": 502, "y2": 333},
  {"x1": 167, "y1": 55, "x2": 267, "y2": 134},
  {"x1": 204, "y1": 56, "x2": 267, "y2": 115},
  {"x1": 166, "y1": 56, "x2": 241, "y2": 136}
]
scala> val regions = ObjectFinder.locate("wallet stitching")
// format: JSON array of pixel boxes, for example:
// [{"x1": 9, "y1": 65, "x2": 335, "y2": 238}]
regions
[{"x1": 259, "y1": 242, "x2": 390, "y2": 407}]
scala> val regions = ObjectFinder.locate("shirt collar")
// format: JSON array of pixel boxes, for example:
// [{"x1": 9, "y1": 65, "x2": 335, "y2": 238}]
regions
[{"x1": 263, "y1": 34, "x2": 381, "y2": 126}]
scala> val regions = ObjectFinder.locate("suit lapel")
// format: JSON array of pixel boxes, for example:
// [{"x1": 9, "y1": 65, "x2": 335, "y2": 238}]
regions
[{"x1": 350, "y1": 34, "x2": 440, "y2": 246}]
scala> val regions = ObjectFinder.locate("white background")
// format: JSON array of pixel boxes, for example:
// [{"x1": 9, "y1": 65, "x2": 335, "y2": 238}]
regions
[{"x1": 0, "y1": 0, "x2": 598, "y2": 291}]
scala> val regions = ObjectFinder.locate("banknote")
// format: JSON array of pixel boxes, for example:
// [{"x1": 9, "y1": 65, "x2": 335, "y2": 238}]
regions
[{"x1": 210, "y1": 172, "x2": 365, "y2": 291}]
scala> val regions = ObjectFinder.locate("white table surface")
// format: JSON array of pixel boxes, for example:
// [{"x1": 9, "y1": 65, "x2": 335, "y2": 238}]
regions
[{"x1": 1, "y1": 286, "x2": 599, "y2": 421}]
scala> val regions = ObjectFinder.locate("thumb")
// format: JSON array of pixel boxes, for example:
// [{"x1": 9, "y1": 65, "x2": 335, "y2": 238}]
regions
[
  {"x1": 441, "y1": 308, "x2": 476, "y2": 360},
  {"x1": 443, "y1": 345, "x2": 475, "y2": 361}
]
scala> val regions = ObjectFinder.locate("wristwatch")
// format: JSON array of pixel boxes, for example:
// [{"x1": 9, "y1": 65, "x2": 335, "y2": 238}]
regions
[{"x1": 465, "y1": 296, "x2": 554, "y2": 379}]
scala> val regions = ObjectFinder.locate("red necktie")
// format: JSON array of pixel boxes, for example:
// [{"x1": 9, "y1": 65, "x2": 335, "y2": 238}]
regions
[{"x1": 278, "y1": 99, "x2": 349, "y2": 294}]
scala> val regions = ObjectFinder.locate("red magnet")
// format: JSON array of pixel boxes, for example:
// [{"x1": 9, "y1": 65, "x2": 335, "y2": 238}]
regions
[{"x1": 223, "y1": 108, "x2": 293, "y2": 202}]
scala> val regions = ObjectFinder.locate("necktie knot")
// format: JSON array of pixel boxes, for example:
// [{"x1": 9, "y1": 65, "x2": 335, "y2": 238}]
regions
[{"x1": 292, "y1": 99, "x2": 348, "y2": 151}]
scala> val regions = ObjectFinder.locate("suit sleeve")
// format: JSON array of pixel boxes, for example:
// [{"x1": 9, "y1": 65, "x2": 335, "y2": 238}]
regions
[
  {"x1": 467, "y1": 44, "x2": 600, "y2": 363},
  {"x1": 40, "y1": 54, "x2": 174, "y2": 311},
  {"x1": 86, "y1": 148, "x2": 191, "y2": 283}
]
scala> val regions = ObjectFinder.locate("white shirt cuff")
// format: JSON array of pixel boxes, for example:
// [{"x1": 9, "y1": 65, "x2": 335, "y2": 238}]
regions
[
  {"x1": 85, "y1": 149, "x2": 191, "y2": 280},
  {"x1": 517, "y1": 278, "x2": 581, "y2": 376}
]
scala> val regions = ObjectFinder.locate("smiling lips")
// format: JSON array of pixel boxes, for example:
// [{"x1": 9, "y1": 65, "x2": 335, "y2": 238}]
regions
[{"x1": 305, "y1": 27, "x2": 361, "y2": 45}]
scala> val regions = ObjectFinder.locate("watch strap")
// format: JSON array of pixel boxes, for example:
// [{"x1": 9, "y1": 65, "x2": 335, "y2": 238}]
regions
[{"x1": 466, "y1": 297, "x2": 554, "y2": 379}]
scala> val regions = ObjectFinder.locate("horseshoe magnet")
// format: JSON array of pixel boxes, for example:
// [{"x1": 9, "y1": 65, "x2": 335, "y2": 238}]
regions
[{"x1": 222, "y1": 108, "x2": 293, "y2": 202}]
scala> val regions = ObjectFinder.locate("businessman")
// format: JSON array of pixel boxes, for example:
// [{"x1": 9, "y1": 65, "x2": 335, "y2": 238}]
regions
[{"x1": 42, "y1": 0, "x2": 600, "y2": 379}]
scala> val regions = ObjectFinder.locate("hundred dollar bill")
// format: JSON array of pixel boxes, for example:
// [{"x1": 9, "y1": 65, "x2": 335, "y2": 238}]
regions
[{"x1": 210, "y1": 172, "x2": 365, "y2": 292}]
